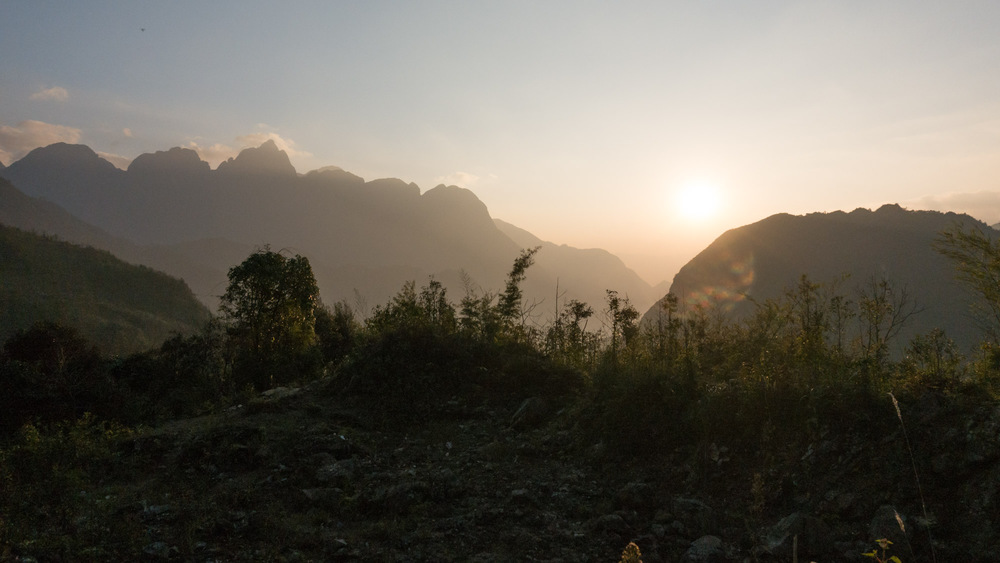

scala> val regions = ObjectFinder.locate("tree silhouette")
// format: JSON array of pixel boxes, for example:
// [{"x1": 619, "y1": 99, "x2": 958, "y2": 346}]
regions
[{"x1": 219, "y1": 248, "x2": 319, "y2": 387}]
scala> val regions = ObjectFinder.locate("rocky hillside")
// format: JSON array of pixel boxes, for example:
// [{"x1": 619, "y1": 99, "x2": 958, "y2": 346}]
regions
[{"x1": 3, "y1": 376, "x2": 997, "y2": 561}]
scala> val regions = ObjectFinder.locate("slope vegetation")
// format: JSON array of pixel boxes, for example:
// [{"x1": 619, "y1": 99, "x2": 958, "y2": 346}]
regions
[{"x1": 0, "y1": 224, "x2": 210, "y2": 354}]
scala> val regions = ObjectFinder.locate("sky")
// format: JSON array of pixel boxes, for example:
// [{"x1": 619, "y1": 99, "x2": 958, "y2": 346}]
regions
[{"x1": 3, "y1": 1, "x2": 1000, "y2": 285}]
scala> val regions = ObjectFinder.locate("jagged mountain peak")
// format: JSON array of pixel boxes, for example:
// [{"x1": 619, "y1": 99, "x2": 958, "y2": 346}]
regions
[
  {"x1": 423, "y1": 184, "x2": 490, "y2": 214},
  {"x1": 216, "y1": 140, "x2": 297, "y2": 176},
  {"x1": 128, "y1": 146, "x2": 211, "y2": 175},
  {"x1": 12, "y1": 142, "x2": 121, "y2": 175}
]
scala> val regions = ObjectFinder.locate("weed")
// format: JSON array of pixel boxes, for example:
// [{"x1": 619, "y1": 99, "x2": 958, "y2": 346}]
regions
[
  {"x1": 863, "y1": 538, "x2": 902, "y2": 563},
  {"x1": 619, "y1": 541, "x2": 643, "y2": 563},
  {"x1": 888, "y1": 392, "x2": 936, "y2": 562}
]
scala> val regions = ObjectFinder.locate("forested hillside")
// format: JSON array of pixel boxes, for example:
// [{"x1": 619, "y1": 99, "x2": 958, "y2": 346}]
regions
[
  {"x1": 2, "y1": 244, "x2": 999, "y2": 561},
  {"x1": 0, "y1": 224, "x2": 210, "y2": 354}
]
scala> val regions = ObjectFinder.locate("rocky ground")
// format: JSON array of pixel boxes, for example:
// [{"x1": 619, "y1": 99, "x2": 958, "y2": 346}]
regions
[{"x1": 4, "y1": 378, "x2": 999, "y2": 562}]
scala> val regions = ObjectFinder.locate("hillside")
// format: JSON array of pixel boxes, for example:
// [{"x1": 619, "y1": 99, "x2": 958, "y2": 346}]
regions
[
  {"x1": 1, "y1": 142, "x2": 655, "y2": 313},
  {"x1": 2, "y1": 218, "x2": 999, "y2": 561},
  {"x1": 2, "y1": 372, "x2": 997, "y2": 561},
  {"x1": 0, "y1": 176, "x2": 245, "y2": 308},
  {"x1": 0, "y1": 223, "x2": 211, "y2": 354},
  {"x1": 643, "y1": 205, "x2": 984, "y2": 354}
]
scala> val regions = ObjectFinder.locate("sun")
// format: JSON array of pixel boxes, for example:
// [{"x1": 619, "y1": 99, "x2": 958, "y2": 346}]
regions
[{"x1": 674, "y1": 181, "x2": 722, "y2": 221}]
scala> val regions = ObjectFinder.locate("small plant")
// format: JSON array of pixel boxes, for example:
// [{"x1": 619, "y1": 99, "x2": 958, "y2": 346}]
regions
[
  {"x1": 619, "y1": 541, "x2": 642, "y2": 563},
  {"x1": 863, "y1": 538, "x2": 901, "y2": 563}
]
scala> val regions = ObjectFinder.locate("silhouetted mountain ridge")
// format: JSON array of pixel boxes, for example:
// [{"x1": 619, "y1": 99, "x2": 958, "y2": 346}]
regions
[
  {"x1": 1, "y1": 142, "x2": 656, "y2": 314},
  {"x1": 643, "y1": 204, "x2": 985, "y2": 354},
  {"x1": 216, "y1": 139, "x2": 297, "y2": 177},
  {"x1": 127, "y1": 146, "x2": 211, "y2": 176}
]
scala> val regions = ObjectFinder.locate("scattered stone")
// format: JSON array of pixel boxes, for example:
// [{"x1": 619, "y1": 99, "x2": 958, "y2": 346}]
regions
[
  {"x1": 510, "y1": 397, "x2": 549, "y2": 430},
  {"x1": 142, "y1": 541, "x2": 177, "y2": 559},
  {"x1": 617, "y1": 481, "x2": 657, "y2": 510},
  {"x1": 670, "y1": 497, "x2": 716, "y2": 537},
  {"x1": 589, "y1": 513, "x2": 631, "y2": 536},
  {"x1": 763, "y1": 512, "x2": 832, "y2": 560},
  {"x1": 684, "y1": 535, "x2": 724, "y2": 562},
  {"x1": 261, "y1": 386, "x2": 301, "y2": 400},
  {"x1": 316, "y1": 457, "x2": 357, "y2": 484}
]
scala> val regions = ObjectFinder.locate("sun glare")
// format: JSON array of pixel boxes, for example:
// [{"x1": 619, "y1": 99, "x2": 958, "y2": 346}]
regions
[{"x1": 675, "y1": 181, "x2": 722, "y2": 221}]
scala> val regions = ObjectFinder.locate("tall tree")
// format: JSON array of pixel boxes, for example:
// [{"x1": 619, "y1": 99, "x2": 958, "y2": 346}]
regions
[{"x1": 219, "y1": 247, "x2": 320, "y2": 362}]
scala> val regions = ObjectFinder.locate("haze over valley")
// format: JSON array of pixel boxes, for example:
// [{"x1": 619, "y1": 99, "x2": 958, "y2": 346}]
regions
[{"x1": 5, "y1": 3, "x2": 1000, "y2": 561}]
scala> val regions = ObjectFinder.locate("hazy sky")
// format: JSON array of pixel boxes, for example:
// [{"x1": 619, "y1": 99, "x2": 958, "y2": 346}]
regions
[{"x1": 3, "y1": 1, "x2": 1000, "y2": 284}]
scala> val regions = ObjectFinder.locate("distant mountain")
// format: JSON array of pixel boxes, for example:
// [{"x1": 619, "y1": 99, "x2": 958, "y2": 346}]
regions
[
  {"x1": 494, "y1": 219, "x2": 656, "y2": 312},
  {"x1": 2, "y1": 142, "x2": 655, "y2": 314},
  {"x1": 642, "y1": 205, "x2": 984, "y2": 354},
  {"x1": 0, "y1": 177, "x2": 245, "y2": 309},
  {"x1": 0, "y1": 223, "x2": 211, "y2": 355}
]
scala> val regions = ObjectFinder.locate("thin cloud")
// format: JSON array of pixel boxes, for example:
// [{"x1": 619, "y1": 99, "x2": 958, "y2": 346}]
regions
[
  {"x1": 186, "y1": 141, "x2": 238, "y2": 168},
  {"x1": 434, "y1": 171, "x2": 481, "y2": 188},
  {"x1": 907, "y1": 191, "x2": 1000, "y2": 225},
  {"x1": 188, "y1": 131, "x2": 312, "y2": 168},
  {"x1": 0, "y1": 119, "x2": 82, "y2": 164},
  {"x1": 30, "y1": 86, "x2": 69, "y2": 102},
  {"x1": 97, "y1": 151, "x2": 133, "y2": 170},
  {"x1": 122, "y1": 127, "x2": 133, "y2": 138},
  {"x1": 235, "y1": 132, "x2": 312, "y2": 160}
]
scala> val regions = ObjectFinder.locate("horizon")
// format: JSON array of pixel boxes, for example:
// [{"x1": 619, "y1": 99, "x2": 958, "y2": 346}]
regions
[{"x1": 3, "y1": 2, "x2": 1000, "y2": 285}]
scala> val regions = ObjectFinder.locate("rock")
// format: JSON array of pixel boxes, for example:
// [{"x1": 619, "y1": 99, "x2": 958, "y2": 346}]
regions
[
  {"x1": 589, "y1": 513, "x2": 631, "y2": 536},
  {"x1": 763, "y1": 512, "x2": 832, "y2": 560},
  {"x1": 670, "y1": 497, "x2": 716, "y2": 537},
  {"x1": 510, "y1": 488, "x2": 538, "y2": 507},
  {"x1": 316, "y1": 457, "x2": 357, "y2": 484},
  {"x1": 142, "y1": 541, "x2": 178, "y2": 559},
  {"x1": 510, "y1": 397, "x2": 549, "y2": 429},
  {"x1": 301, "y1": 488, "x2": 341, "y2": 506},
  {"x1": 367, "y1": 479, "x2": 431, "y2": 514},
  {"x1": 684, "y1": 535, "x2": 724, "y2": 562},
  {"x1": 617, "y1": 481, "x2": 657, "y2": 510},
  {"x1": 260, "y1": 386, "x2": 301, "y2": 400}
]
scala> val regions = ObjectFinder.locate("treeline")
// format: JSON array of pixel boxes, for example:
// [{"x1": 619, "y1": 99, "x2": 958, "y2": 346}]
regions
[{"x1": 3, "y1": 225, "x2": 1000, "y2": 450}]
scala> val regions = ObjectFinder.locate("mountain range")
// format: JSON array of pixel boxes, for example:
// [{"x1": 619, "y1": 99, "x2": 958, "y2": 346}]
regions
[
  {"x1": 0, "y1": 142, "x2": 657, "y2": 316},
  {"x1": 642, "y1": 204, "x2": 987, "y2": 354}
]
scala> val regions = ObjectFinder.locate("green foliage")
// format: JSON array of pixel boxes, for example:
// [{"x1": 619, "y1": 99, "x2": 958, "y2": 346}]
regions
[
  {"x1": 220, "y1": 247, "x2": 321, "y2": 390},
  {"x1": 459, "y1": 247, "x2": 540, "y2": 345},
  {"x1": 935, "y1": 221, "x2": 1000, "y2": 343},
  {"x1": 545, "y1": 298, "x2": 598, "y2": 369},
  {"x1": 0, "y1": 224, "x2": 210, "y2": 355},
  {"x1": 863, "y1": 538, "x2": 902, "y2": 563},
  {"x1": 604, "y1": 290, "x2": 640, "y2": 366},
  {"x1": 313, "y1": 300, "x2": 360, "y2": 364},
  {"x1": 342, "y1": 278, "x2": 472, "y2": 416},
  {"x1": 339, "y1": 249, "x2": 585, "y2": 419},
  {"x1": 0, "y1": 322, "x2": 110, "y2": 431},
  {"x1": 111, "y1": 321, "x2": 231, "y2": 420},
  {"x1": 0, "y1": 414, "x2": 138, "y2": 559},
  {"x1": 497, "y1": 246, "x2": 540, "y2": 331}
]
